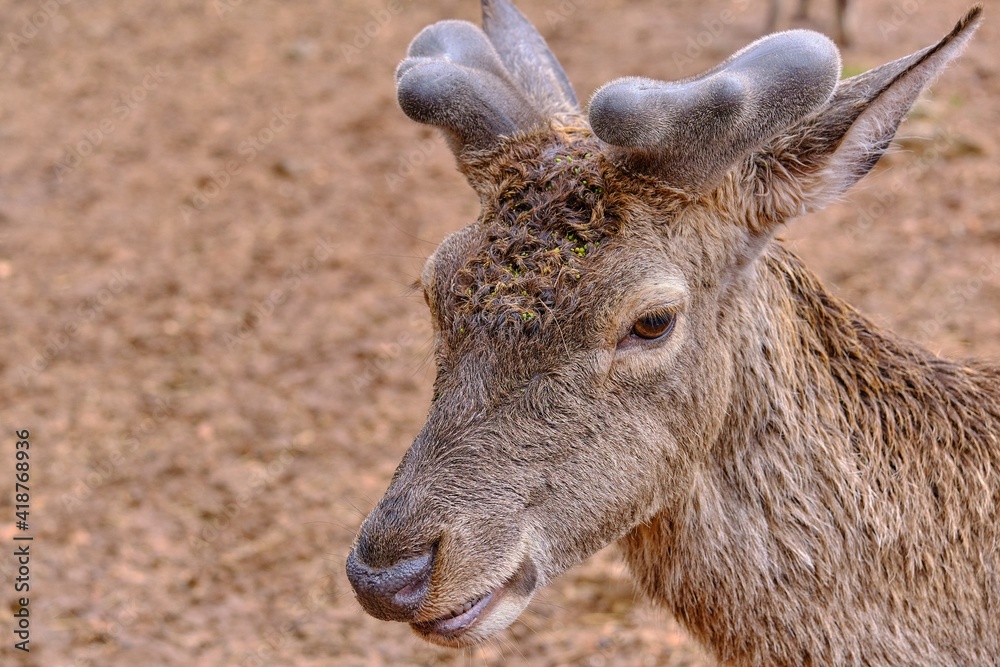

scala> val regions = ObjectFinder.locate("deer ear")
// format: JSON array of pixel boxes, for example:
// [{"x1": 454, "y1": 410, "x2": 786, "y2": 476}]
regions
[{"x1": 761, "y1": 5, "x2": 982, "y2": 219}]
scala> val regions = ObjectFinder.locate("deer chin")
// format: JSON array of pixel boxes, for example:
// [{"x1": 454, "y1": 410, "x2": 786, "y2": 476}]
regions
[{"x1": 410, "y1": 557, "x2": 539, "y2": 647}]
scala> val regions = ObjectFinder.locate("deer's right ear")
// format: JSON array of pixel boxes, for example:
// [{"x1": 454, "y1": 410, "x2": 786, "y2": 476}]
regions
[{"x1": 758, "y1": 5, "x2": 982, "y2": 223}]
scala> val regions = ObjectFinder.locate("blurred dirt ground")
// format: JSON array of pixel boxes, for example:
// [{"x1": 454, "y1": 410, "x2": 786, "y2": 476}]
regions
[{"x1": 0, "y1": 1, "x2": 997, "y2": 665}]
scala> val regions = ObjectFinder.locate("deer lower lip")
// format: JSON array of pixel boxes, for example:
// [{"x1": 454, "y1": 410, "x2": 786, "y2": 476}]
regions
[{"x1": 411, "y1": 591, "x2": 495, "y2": 637}]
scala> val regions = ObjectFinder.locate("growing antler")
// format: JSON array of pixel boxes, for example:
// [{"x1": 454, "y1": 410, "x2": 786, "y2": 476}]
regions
[
  {"x1": 396, "y1": 0, "x2": 578, "y2": 157},
  {"x1": 589, "y1": 30, "x2": 841, "y2": 191},
  {"x1": 480, "y1": 0, "x2": 578, "y2": 117}
]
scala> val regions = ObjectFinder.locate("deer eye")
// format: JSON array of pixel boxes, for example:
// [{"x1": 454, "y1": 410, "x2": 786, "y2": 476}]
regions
[{"x1": 631, "y1": 310, "x2": 676, "y2": 341}]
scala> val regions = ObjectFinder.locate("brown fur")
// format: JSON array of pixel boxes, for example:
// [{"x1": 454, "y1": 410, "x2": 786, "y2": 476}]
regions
[
  {"x1": 349, "y1": 5, "x2": 998, "y2": 665},
  {"x1": 443, "y1": 130, "x2": 619, "y2": 337},
  {"x1": 624, "y1": 245, "x2": 1000, "y2": 665}
]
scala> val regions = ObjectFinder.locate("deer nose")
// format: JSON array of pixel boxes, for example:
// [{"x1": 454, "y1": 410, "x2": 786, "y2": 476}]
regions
[{"x1": 346, "y1": 548, "x2": 434, "y2": 621}]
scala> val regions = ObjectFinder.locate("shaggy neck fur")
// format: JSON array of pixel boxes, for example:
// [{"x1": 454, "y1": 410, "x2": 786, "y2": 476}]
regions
[{"x1": 621, "y1": 243, "x2": 1000, "y2": 667}]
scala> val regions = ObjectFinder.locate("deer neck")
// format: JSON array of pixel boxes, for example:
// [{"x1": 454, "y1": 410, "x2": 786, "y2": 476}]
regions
[{"x1": 619, "y1": 242, "x2": 1000, "y2": 664}]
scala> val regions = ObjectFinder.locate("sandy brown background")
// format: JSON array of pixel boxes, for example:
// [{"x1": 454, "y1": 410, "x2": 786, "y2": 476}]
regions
[{"x1": 0, "y1": 0, "x2": 998, "y2": 665}]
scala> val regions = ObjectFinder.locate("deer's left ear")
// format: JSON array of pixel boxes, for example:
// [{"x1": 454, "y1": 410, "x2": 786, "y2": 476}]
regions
[{"x1": 757, "y1": 5, "x2": 982, "y2": 223}]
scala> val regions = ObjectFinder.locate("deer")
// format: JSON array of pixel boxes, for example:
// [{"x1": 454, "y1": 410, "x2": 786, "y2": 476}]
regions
[{"x1": 345, "y1": 1, "x2": 999, "y2": 665}]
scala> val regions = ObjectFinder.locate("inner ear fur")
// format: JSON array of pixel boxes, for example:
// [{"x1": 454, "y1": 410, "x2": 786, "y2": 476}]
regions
[{"x1": 748, "y1": 5, "x2": 982, "y2": 226}]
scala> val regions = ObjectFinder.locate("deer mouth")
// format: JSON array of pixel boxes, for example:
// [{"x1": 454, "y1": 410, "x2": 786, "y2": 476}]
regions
[
  {"x1": 411, "y1": 591, "x2": 495, "y2": 638},
  {"x1": 410, "y1": 557, "x2": 538, "y2": 643}
]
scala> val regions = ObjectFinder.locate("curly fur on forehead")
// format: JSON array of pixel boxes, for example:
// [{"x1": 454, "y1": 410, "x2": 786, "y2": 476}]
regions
[{"x1": 443, "y1": 130, "x2": 625, "y2": 339}]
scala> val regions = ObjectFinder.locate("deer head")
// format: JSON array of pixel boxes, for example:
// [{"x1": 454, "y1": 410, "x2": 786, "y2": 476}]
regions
[{"x1": 346, "y1": 0, "x2": 982, "y2": 648}]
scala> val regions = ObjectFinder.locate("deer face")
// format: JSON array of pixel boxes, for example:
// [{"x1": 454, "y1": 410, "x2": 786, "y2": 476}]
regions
[
  {"x1": 346, "y1": 0, "x2": 981, "y2": 648},
  {"x1": 348, "y1": 132, "x2": 756, "y2": 646}
]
